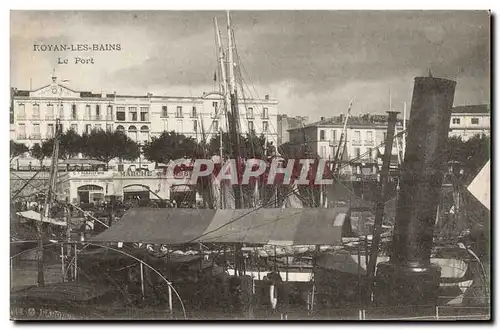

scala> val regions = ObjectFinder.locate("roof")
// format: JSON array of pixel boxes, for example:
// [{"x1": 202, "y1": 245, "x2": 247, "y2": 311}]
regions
[
  {"x1": 91, "y1": 207, "x2": 349, "y2": 246},
  {"x1": 452, "y1": 104, "x2": 490, "y2": 114},
  {"x1": 293, "y1": 115, "x2": 407, "y2": 130}
]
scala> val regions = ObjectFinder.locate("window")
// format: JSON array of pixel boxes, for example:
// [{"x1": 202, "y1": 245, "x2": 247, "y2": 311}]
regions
[
  {"x1": 106, "y1": 123, "x2": 113, "y2": 131},
  {"x1": 116, "y1": 125, "x2": 125, "y2": 133},
  {"x1": 32, "y1": 104, "x2": 40, "y2": 119},
  {"x1": 212, "y1": 101, "x2": 218, "y2": 108},
  {"x1": 191, "y1": 106, "x2": 197, "y2": 118},
  {"x1": 85, "y1": 105, "x2": 91, "y2": 119},
  {"x1": 59, "y1": 124, "x2": 64, "y2": 133},
  {"x1": 129, "y1": 125, "x2": 137, "y2": 133},
  {"x1": 58, "y1": 104, "x2": 64, "y2": 119},
  {"x1": 332, "y1": 130, "x2": 337, "y2": 142},
  {"x1": 116, "y1": 107, "x2": 125, "y2": 121},
  {"x1": 368, "y1": 147, "x2": 373, "y2": 159},
  {"x1": 71, "y1": 124, "x2": 78, "y2": 131},
  {"x1": 107, "y1": 105, "x2": 113, "y2": 120},
  {"x1": 177, "y1": 120, "x2": 183, "y2": 132},
  {"x1": 262, "y1": 107, "x2": 269, "y2": 119},
  {"x1": 47, "y1": 124, "x2": 54, "y2": 138},
  {"x1": 46, "y1": 104, "x2": 54, "y2": 119},
  {"x1": 32, "y1": 123, "x2": 40, "y2": 138},
  {"x1": 248, "y1": 121, "x2": 254, "y2": 132},
  {"x1": 193, "y1": 120, "x2": 198, "y2": 132},
  {"x1": 95, "y1": 105, "x2": 101, "y2": 119},
  {"x1": 213, "y1": 120, "x2": 219, "y2": 131},
  {"x1": 366, "y1": 131, "x2": 373, "y2": 142},
  {"x1": 95, "y1": 124, "x2": 102, "y2": 130},
  {"x1": 247, "y1": 107, "x2": 254, "y2": 119},
  {"x1": 355, "y1": 147, "x2": 361, "y2": 158},
  {"x1": 140, "y1": 126, "x2": 149, "y2": 141},
  {"x1": 383, "y1": 132, "x2": 387, "y2": 141},
  {"x1": 18, "y1": 104, "x2": 25, "y2": 119},
  {"x1": 452, "y1": 118, "x2": 461, "y2": 124},
  {"x1": 176, "y1": 106, "x2": 183, "y2": 118},
  {"x1": 161, "y1": 106, "x2": 168, "y2": 118},
  {"x1": 129, "y1": 107, "x2": 137, "y2": 121},
  {"x1": 320, "y1": 130, "x2": 326, "y2": 141},
  {"x1": 471, "y1": 118, "x2": 479, "y2": 125},
  {"x1": 71, "y1": 104, "x2": 77, "y2": 120},
  {"x1": 140, "y1": 110, "x2": 149, "y2": 122},
  {"x1": 353, "y1": 131, "x2": 361, "y2": 142},
  {"x1": 18, "y1": 124, "x2": 26, "y2": 138},
  {"x1": 85, "y1": 124, "x2": 92, "y2": 134},
  {"x1": 263, "y1": 121, "x2": 269, "y2": 132},
  {"x1": 320, "y1": 146, "x2": 327, "y2": 158}
]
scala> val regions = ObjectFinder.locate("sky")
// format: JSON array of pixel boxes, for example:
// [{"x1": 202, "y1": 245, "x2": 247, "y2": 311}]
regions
[{"x1": 10, "y1": 10, "x2": 490, "y2": 119}]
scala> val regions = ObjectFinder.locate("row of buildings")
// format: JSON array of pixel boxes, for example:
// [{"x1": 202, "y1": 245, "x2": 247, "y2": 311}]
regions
[
  {"x1": 10, "y1": 77, "x2": 490, "y2": 169},
  {"x1": 10, "y1": 76, "x2": 280, "y2": 147},
  {"x1": 9, "y1": 77, "x2": 490, "y2": 204}
]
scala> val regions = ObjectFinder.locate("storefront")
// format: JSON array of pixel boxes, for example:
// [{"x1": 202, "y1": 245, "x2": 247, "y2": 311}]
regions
[{"x1": 60, "y1": 167, "x2": 199, "y2": 205}]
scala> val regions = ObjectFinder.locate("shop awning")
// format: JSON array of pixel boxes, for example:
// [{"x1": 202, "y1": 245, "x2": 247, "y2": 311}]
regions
[{"x1": 91, "y1": 207, "x2": 349, "y2": 246}]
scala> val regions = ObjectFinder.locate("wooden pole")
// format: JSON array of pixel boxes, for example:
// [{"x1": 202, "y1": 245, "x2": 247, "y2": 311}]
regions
[
  {"x1": 366, "y1": 111, "x2": 398, "y2": 301},
  {"x1": 60, "y1": 243, "x2": 65, "y2": 282},
  {"x1": 140, "y1": 262, "x2": 145, "y2": 300}
]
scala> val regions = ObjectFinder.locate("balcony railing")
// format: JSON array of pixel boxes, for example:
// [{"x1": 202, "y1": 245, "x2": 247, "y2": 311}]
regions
[
  {"x1": 352, "y1": 140, "x2": 362, "y2": 146},
  {"x1": 45, "y1": 115, "x2": 54, "y2": 120},
  {"x1": 329, "y1": 140, "x2": 339, "y2": 146},
  {"x1": 17, "y1": 115, "x2": 26, "y2": 120},
  {"x1": 364, "y1": 140, "x2": 374, "y2": 146},
  {"x1": 17, "y1": 134, "x2": 26, "y2": 139},
  {"x1": 31, "y1": 134, "x2": 41, "y2": 140},
  {"x1": 32, "y1": 114, "x2": 40, "y2": 120},
  {"x1": 261, "y1": 114, "x2": 269, "y2": 119}
]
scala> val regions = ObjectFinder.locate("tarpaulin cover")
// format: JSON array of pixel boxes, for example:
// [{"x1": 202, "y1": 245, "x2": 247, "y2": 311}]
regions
[
  {"x1": 91, "y1": 208, "x2": 216, "y2": 245},
  {"x1": 91, "y1": 207, "x2": 349, "y2": 246}
]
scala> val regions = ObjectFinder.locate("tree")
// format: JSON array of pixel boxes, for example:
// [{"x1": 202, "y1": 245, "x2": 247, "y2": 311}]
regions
[
  {"x1": 10, "y1": 140, "x2": 28, "y2": 162},
  {"x1": 143, "y1": 131, "x2": 199, "y2": 165},
  {"x1": 59, "y1": 129, "x2": 83, "y2": 159},
  {"x1": 81, "y1": 129, "x2": 140, "y2": 165},
  {"x1": 30, "y1": 143, "x2": 44, "y2": 167},
  {"x1": 445, "y1": 134, "x2": 490, "y2": 182}
]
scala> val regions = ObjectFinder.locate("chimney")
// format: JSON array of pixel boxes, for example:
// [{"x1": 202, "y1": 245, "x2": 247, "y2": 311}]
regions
[
  {"x1": 265, "y1": 94, "x2": 269, "y2": 100},
  {"x1": 375, "y1": 76, "x2": 456, "y2": 307},
  {"x1": 320, "y1": 116, "x2": 325, "y2": 121}
]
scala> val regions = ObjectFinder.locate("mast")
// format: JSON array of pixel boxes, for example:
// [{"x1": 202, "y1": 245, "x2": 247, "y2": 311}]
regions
[
  {"x1": 38, "y1": 118, "x2": 61, "y2": 286},
  {"x1": 214, "y1": 18, "x2": 231, "y2": 118},
  {"x1": 403, "y1": 102, "x2": 407, "y2": 158},
  {"x1": 226, "y1": 11, "x2": 244, "y2": 209},
  {"x1": 333, "y1": 100, "x2": 353, "y2": 174}
]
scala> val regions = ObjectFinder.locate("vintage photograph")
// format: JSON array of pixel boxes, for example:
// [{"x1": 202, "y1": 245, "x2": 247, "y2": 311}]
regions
[{"x1": 9, "y1": 10, "x2": 490, "y2": 320}]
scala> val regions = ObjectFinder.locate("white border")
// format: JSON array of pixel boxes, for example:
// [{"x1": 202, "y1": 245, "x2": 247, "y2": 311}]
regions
[{"x1": 2, "y1": 2, "x2": 498, "y2": 330}]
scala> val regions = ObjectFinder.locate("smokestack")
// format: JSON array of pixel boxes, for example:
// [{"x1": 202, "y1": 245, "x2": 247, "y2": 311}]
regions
[{"x1": 375, "y1": 76, "x2": 456, "y2": 307}]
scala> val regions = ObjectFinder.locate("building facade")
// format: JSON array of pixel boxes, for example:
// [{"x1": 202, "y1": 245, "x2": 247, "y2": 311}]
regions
[
  {"x1": 11, "y1": 77, "x2": 279, "y2": 147},
  {"x1": 449, "y1": 104, "x2": 490, "y2": 141},
  {"x1": 288, "y1": 114, "x2": 405, "y2": 178},
  {"x1": 277, "y1": 114, "x2": 309, "y2": 146}
]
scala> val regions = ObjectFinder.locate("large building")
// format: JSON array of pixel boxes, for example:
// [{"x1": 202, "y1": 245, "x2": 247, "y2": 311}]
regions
[
  {"x1": 449, "y1": 104, "x2": 490, "y2": 140},
  {"x1": 288, "y1": 114, "x2": 406, "y2": 178},
  {"x1": 11, "y1": 76, "x2": 279, "y2": 147}
]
